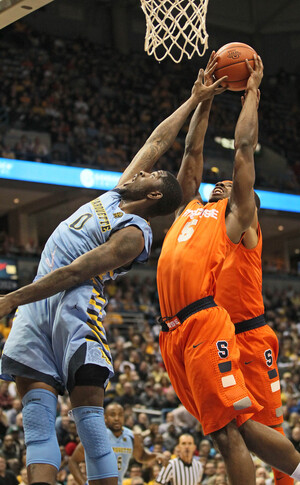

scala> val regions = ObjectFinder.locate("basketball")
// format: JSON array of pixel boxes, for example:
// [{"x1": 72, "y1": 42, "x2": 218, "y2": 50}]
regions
[{"x1": 214, "y1": 42, "x2": 257, "y2": 91}]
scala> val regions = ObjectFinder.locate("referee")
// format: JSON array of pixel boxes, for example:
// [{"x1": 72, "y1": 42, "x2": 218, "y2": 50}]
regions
[{"x1": 155, "y1": 434, "x2": 203, "y2": 485}]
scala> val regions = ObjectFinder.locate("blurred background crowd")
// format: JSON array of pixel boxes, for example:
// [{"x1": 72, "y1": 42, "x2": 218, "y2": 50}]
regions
[{"x1": 0, "y1": 22, "x2": 299, "y2": 193}]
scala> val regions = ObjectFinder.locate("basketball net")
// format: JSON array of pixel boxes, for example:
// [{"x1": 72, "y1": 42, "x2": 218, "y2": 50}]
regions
[{"x1": 140, "y1": 0, "x2": 209, "y2": 63}]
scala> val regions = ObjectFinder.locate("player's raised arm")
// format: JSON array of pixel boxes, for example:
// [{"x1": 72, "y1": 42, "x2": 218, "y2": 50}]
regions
[
  {"x1": 240, "y1": 90, "x2": 261, "y2": 248},
  {"x1": 226, "y1": 55, "x2": 263, "y2": 243},
  {"x1": 117, "y1": 67, "x2": 227, "y2": 188},
  {"x1": 0, "y1": 226, "x2": 144, "y2": 317},
  {"x1": 176, "y1": 52, "x2": 227, "y2": 216}
]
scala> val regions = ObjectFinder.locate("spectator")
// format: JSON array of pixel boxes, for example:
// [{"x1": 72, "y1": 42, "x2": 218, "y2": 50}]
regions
[
  {"x1": 0, "y1": 433, "x2": 21, "y2": 463},
  {"x1": 202, "y1": 460, "x2": 217, "y2": 485},
  {"x1": 0, "y1": 408, "x2": 8, "y2": 440},
  {"x1": 0, "y1": 455, "x2": 18, "y2": 485},
  {"x1": 0, "y1": 382, "x2": 14, "y2": 410},
  {"x1": 123, "y1": 463, "x2": 145, "y2": 485},
  {"x1": 18, "y1": 466, "x2": 28, "y2": 485},
  {"x1": 5, "y1": 399, "x2": 22, "y2": 426},
  {"x1": 198, "y1": 439, "x2": 215, "y2": 460},
  {"x1": 168, "y1": 405, "x2": 198, "y2": 433},
  {"x1": 117, "y1": 382, "x2": 141, "y2": 407}
]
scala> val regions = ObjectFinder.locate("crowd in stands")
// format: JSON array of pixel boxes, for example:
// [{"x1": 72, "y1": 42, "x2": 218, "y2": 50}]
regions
[
  {"x1": 0, "y1": 274, "x2": 299, "y2": 484},
  {"x1": 0, "y1": 22, "x2": 299, "y2": 193}
]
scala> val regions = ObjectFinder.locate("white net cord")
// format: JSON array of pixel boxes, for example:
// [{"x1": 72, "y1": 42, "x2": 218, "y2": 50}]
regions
[{"x1": 140, "y1": 0, "x2": 209, "y2": 63}]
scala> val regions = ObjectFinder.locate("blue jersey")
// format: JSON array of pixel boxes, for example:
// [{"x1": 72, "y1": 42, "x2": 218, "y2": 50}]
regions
[
  {"x1": 38, "y1": 188, "x2": 152, "y2": 284},
  {"x1": 0, "y1": 189, "x2": 152, "y2": 394},
  {"x1": 108, "y1": 427, "x2": 134, "y2": 485}
]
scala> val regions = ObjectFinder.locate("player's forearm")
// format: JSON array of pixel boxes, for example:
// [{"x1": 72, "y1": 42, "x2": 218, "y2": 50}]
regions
[
  {"x1": 4, "y1": 264, "x2": 81, "y2": 311},
  {"x1": 148, "y1": 95, "x2": 199, "y2": 146},
  {"x1": 69, "y1": 458, "x2": 86, "y2": 485},
  {"x1": 135, "y1": 449, "x2": 157, "y2": 464},
  {"x1": 234, "y1": 88, "x2": 258, "y2": 151},
  {"x1": 184, "y1": 98, "x2": 213, "y2": 154}
]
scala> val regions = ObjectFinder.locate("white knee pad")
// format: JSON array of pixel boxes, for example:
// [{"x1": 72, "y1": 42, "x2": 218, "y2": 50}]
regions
[{"x1": 22, "y1": 389, "x2": 61, "y2": 469}]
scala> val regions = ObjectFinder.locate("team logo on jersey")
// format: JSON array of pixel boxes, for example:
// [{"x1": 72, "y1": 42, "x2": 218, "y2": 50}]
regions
[
  {"x1": 182, "y1": 207, "x2": 219, "y2": 220},
  {"x1": 91, "y1": 198, "x2": 111, "y2": 232},
  {"x1": 113, "y1": 212, "x2": 123, "y2": 218},
  {"x1": 123, "y1": 437, "x2": 127, "y2": 442}
]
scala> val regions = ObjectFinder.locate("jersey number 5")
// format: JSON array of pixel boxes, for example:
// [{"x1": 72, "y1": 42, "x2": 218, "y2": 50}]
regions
[{"x1": 178, "y1": 219, "x2": 198, "y2": 242}]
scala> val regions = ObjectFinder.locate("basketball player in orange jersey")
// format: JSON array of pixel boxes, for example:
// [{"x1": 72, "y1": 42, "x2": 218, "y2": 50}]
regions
[
  {"x1": 214, "y1": 101, "x2": 293, "y2": 485},
  {"x1": 157, "y1": 54, "x2": 300, "y2": 485}
]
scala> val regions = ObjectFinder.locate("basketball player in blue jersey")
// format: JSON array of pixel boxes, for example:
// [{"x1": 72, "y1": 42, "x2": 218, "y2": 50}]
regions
[
  {"x1": 69, "y1": 402, "x2": 166, "y2": 485},
  {"x1": 0, "y1": 57, "x2": 227, "y2": 485}
]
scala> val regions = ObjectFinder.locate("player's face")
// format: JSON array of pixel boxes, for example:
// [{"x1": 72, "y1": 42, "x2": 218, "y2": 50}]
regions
[
  {"x1": 105, "y1": 404, "x2": 125, "y2": 432},
  {"x1": 178, "y1": 436, "x2": 196, "y2": 462},
  {"x1": 119, "y1": 170, "x2": 166, "y2": 198},
  {"x1": 209, "y1": 181, "x2": 233, "y2": 202}
]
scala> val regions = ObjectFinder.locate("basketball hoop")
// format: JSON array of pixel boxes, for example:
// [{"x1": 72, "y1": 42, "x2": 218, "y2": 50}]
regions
[{"x1": 140, "y1": 0, "x2": 209, "y2": 63}]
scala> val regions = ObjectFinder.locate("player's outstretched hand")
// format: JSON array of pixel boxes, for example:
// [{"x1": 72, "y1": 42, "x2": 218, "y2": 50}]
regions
[
  {"x1": 190, "y1": 67, "x2": 227, "y2": 106},
  {"x1": 204, "y1": 50, "x2": 220, "y2": 87},
  {"x1": 245, "y1": 54, "x2": 264, "y2": 92}
]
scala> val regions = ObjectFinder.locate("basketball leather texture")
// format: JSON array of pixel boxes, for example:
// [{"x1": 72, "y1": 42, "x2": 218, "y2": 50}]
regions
[{"x1": 214, "y1": 42, "x2": 257, "y2": 91}]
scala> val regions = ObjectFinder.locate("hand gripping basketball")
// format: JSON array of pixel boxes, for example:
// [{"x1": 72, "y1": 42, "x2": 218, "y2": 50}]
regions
[
  {"x1": 245, "y1": 55, "x2": 264, "y2": 92},
  {"x1": 214, "y1": 42, "x2": 259, "y2": 91},
  {"x1": 191, "y1": 64, "x2": 227, "y2": 106}
]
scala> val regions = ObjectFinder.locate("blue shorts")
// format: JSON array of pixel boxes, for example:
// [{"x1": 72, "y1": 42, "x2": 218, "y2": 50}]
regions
[{"x1": 0, "y1": 281, "x2": 114, "y2": 394}]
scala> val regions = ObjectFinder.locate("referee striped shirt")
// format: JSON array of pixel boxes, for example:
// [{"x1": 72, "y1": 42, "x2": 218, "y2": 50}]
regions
[{"x1": 156, "y1": 457, "x2": 203, "y2": 485}]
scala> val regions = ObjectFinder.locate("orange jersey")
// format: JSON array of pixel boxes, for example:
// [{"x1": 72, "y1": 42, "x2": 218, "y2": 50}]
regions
[
  {"x1": 157, "y1": 198, "x2": 237, "y2": 318},
  {"x1": 215, "y1": 224, "x2": 264, "y2": 323}
]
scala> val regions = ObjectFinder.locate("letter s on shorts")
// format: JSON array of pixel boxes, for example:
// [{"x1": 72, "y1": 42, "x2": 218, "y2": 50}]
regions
[{"x1": 216, "y1": 340, "x2": 229, "y2": 359}]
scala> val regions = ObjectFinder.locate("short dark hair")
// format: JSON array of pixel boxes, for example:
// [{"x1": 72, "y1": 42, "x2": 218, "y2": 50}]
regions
[{"x1": 148, "y1": 171, "x2": 183, "y2": 217}]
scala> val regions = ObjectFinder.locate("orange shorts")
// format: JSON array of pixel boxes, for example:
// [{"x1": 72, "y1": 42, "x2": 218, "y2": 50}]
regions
[
  {"x1": 235, "y1": 324, "x2": 283, "y2": 427},
  {"x1": 159, "y1": 306, "x2": 262, "y2": 435}
]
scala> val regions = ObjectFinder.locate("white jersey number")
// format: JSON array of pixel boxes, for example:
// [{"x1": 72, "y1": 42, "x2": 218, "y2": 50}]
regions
[{"x1": 178, "y1": 219, "x2": 198, "y2": 242}]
